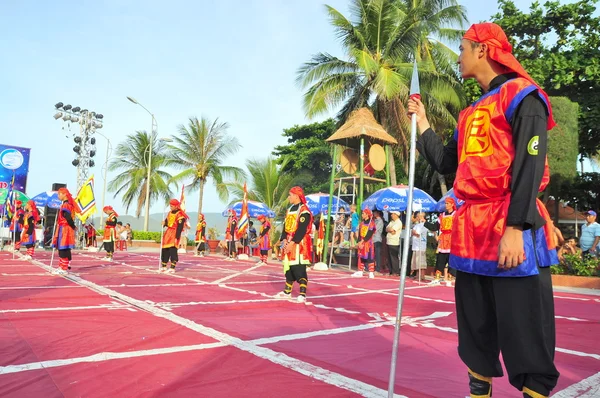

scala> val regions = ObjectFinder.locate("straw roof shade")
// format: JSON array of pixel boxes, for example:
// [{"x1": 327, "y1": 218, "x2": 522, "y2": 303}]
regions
[{"x1": 326, "y1": 107, "x2": 398, "y2": 147}]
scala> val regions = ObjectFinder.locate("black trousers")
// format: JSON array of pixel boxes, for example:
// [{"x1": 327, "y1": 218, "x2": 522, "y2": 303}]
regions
[
  {"x1": 284, "y1": 264, "x2": 308, "y2": 296},
  {"x1": 161, "y1": 247, "x2": 178, "y2": 264},
  {"x1": 105, "y1": 241, "x2": 115, "y2": 254},
  {"x1": 455, "y1": 268, "x2": 559, "y2": 395},
  {"x1": 374, "y1": 242, "x2": 382, "y2": 272},
  {"x1": 58, "y1": 249, "x2": 72, "y2": 260},
  {"x1": 387, "y1": 245, "x2": 400, "y2": 275}
]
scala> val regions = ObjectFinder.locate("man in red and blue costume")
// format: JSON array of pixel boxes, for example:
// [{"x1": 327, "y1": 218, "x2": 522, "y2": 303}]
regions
[
  {"x1": 225, "y1": 209, "x2": 238, "y2": 260},
  {"x1": 161, "y1": 199, "x2": 188, "y2": 273},
  {"x1": 20, "y1": 200, "x2": 40, "y2": 261},
  {"x1": 256, "y1": 214, "x2": 271, "y2": 265},
  {"x1": 352, "y1": 208, "x2": 376, "y2": 278},
  {"x1": 409, "y1": 23, "x2": 559, "y2": 398},
  {"x1": 102, "y1": 205, "x2": 118, "y2": 262},
  {"x1": 10, "y1": 200, "x2": 25, "y2": 252},
  {"x1": 274, "y1": 186, "x2": 313, "y2": 303},
  {"x1": 53, "y1": 188, "x2": 79, "y2": 274}
]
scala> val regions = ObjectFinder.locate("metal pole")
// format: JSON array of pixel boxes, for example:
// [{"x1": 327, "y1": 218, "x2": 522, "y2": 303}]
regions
[
  {"x1": 97, "y1": 133, "x2": 111, "y2": 228},
  {"x1": 385, "y1": 145, "x2": 391, "y2": 186},
  {"x1": 387, "y1": 102, "x2": 419, "y2": 397},
  {"x1": 323, "y1": 145, "x2": 338, "y2": 263},
  {"x1": 143, "y1": 125, "x2": 154, "y2": 232},
  {"x1": 359, "y1": 137, "x2": 365, "y2": 210}
]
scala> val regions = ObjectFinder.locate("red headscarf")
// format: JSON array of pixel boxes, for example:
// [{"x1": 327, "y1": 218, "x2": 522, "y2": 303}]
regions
[
  {"x1": 103, "y1": 205, "x2": 118, "y2": 217},
  {"x1": 15, "y1": 200, "x2": 22, "y2": 207},
  {"x1": 362, "y1": 208, "x2": 373, "y2": 218},
  {"x1": 58, "y1": 187, "x2": 81, "y2": 214},
  {"x1": 463, "y1": 22, "x2": 555, "y2": 129},
  {"x1": 445, "y1": 197, "x2": 456, "y2": 211},
  {"x1": 26, "y1": 200, "x2": 40, "y2": 223},
  {"x1": 289, "y1": 186, "x2": 307, "y2": 204},
  {"x1": 257, "y1": 214, "x2": 266, "y2": 221},
  {"x1": 169, "y1": 198, "x2": 189, "y2": 219}
]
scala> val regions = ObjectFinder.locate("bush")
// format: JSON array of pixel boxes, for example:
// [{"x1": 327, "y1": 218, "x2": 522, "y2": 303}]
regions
[
  {"x1": 132, "y1": 231, "x2": 162, "y2": 243},
  {"x1": 553, "y1": 254, "x2": 600, "y2": 277}
]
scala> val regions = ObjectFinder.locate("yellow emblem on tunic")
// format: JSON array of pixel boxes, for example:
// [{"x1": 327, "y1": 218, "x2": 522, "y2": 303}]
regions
[
  {"x1": 167, "y1": 213, "x2": 177, "y2": 227},
  {"x1": 460, "y1": 103, "x2": 496, "y2": 163},
  {"x1": 440, "y1": 215, "x2": 453, "y2": 231},
  {"x1": 360, "y1": 224, "x2": 369, "y2": 237},
  {"x1": 284, "y1": 213, "x2": 297, "y2": 233}
]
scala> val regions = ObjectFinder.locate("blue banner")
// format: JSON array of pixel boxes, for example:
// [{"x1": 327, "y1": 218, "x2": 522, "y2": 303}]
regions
[{"x1": 0, "y1": 144, "x2": 31, "y2": 193}]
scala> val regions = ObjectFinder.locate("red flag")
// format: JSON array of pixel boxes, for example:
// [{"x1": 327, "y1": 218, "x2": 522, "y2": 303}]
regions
[
  {"x1": 316, "y1": 212, "x2": 325, "y2": 256},
  {"x1": 236, "y1": 183, "x2": 249, "y2": 239},
  {"x1": 179, "y1": 185, "x2": 186, "y2": 212}
]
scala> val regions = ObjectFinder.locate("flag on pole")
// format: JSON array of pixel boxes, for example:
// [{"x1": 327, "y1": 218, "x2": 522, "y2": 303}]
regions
[
  {"x1": 4, "y1": 173, "x2": 16, "y2": 219},
  {"x1": 316, "y1": 212, "x2": 325, "y2": 256},
  {"x1": 179, "y1": 185, "x2": 186, "y2": 212},
  {"x1": 236, "y1": 183, "x2": 249, "y2": 239},
  {"x1": 75, "y1": 175, "x2": 97, "y2": 222}
]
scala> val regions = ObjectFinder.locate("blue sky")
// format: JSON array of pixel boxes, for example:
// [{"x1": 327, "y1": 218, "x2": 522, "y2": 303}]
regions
[{"x1": 1, "y1": 0, "x2": 590, "y2": 216}]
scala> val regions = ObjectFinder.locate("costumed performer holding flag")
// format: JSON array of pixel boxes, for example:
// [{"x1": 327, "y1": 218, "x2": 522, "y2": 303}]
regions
[
  {"x1": 195, "y1": 213, "x2": 207, "y2": 257},
  {"x1": 52, "y1": 188, "x2": 80, "y2": 274},
  {"x1": 10, "y1": 200, "x2": 25, "y2": 252},
  {"x1": 408, "y1": 22, "x2": 560, "y2": 398},
  {"x1": 19, "y1": 200, "x2": 40, "y2": 261},
  {"x1": 102, "y1": 206, "x2": 118, "y2": 262},
  {"x1": 274, "y1": 186, "x2": 313, "y2": 303},
  {"x1": 161, "y1": 198, "x2": 188, "y2": 273}
]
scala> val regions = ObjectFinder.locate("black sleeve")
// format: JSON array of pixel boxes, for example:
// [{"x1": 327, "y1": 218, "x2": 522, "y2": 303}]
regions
[
  {"x1": 18, "y1": 212, "x2": 25, "y2": 225},
  {"x1": 424, "y1": 220, "x2": 440, "y2": 232},
  {"x1": 26, "y1": 217, "x2": 34, "y2": 234},
  {"x1": 362, "y1": 228, "x2": 374, "y2": 241},
  {"x1": 416, "y1": 129, "x2": 459, "y2": 175},
  {"x1": 175, "y1": 219, "x2": 185, "y2": 240},
  {"x1": 260, "y1": 225, "x2": 270, "y2": 237},
  {"x1": 63, "y1": 210, "x2": 76, "y2": 229},
  {"x1": 506, "y1": 93, "x2": 548, "y2": 230},
  {"x1": 201, "y1": 225, "x2": 206, "y2": 237},
  {"x1": 291, "y1": 213, "x2": 311, "y2": 244}
]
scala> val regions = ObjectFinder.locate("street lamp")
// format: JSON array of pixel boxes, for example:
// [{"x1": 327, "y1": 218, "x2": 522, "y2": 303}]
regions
[
  {"x1": 127, "y1": 96, "x2": 158, "y2": 232},
  {"x1": 95, "y1": 131, "x2": 112, "y2": 228}
]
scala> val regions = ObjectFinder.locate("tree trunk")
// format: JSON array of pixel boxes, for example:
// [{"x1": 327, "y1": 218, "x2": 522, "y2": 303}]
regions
[
  {"x1": 429, "y1": 171, "x2": 437, "y2": 193},
  {"x1": 437, "y1": 173, "x2": 448, "y2": 195},
  {"x1": 198, "y1": 179, "x2": 205, "y2": 217},
  {"x1": 389, "y1": 150, "x2": 397, "y2": 185}
]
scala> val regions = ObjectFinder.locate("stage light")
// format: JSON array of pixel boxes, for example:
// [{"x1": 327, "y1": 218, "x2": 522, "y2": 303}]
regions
[
  {"x1": 89, "y1": 160, "x2": 95, "y2": 167},
  {"x1": 55, "y1": 102, "x2": 64, "y2": 109},
  {"x1": 63, "y1": 104, "x2": 72, "y2": 111},
  {"x1": 73, "y1": 146, "x2": 80, "y2": 154},
  {"x1": 53, "y1": 112, "x2": 63, "y2": 120},
  {"x1": 90, "y1": 150, "x2": 96, "y2": 158},
  {"x1": 81, "y1": 109, "x2": 88, "y2": 114},
  {"x1": 96, "y1": 114, "x2": 104, "y2": 119},
  {"x1": 72, "y1": 159, "x2": 79, "y2": 166},
  {"x1": 72, "y1": 106, "x2": 81, "y2": 113},
  {"x1": 93, "y1": 121, "x2": 103, "y2": 129},
  {"x1": 62, "y1": 114, "x2": 71, "y2": 121},
  {"x1": 74, "y1": 137, "x2": 82, "y2": 144},
  {"x1": 70, "y1": 116, "x2": 79, "y2": 123},
  {"x1": 90, "y1": 137, "x2": 96, "y2": 145}
]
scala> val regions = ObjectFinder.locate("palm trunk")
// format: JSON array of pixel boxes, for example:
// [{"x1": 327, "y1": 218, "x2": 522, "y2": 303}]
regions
[
  {"x1": 388, "y1": 150, "x2": 397, "y2": 185},
  {"x1": 198, "y1": 179, "x2": 205, "y2": 215}
]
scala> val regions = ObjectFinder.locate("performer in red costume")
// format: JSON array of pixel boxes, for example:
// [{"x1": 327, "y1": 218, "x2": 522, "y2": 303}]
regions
[
  {"x1": 161, "y1": 199, "x2": 188, "y2": 273},
  {"x1": 256, "y1": 214, "x2": 271, "y2": 265},
  {"x1": 20, "y1": 200, "x2": 40, "y2": 261},
  {"x1": 274, "y1": 186, "x2": 313, "y2": 303},
  {"x1": 102, "y1": 206, "x2": 118, "y2": 262},
  {"x1": 425, "y1": 197, "x2": 457, "y2": 286},
  {"x1": 225, "y1": 209, "x2": 238, "y2": 260},
  {"x1": 52, "y1": 188, "x2": 79, "y2": 274},
  {"x1": 352, "y1": 208, "x2": 376, "y2": 279},
  {"x1": 10, "y1": 200, "x2": 25, "y2": 252},
  {"x1": 409, "y1": 22, "x2": 560, "y2": 398},
  {"x1": 194, "y1": 214, "x2": 207, "y2": 257}
]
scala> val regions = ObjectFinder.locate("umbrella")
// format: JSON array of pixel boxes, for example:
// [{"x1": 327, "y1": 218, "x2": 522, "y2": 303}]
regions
[
  {"x1": 0, "y1": 188, "x2": 30, "y2": 204},
  {"x1": 222, "y1": 200, "x2": 276, "y2": 218},
  {"x1": 435, "y1": 188, "x2": 465, "y2": 212},
  {"x1": 32, "y1": 191, "x2": 63, "y2": 209},
  {"x1": 305, "y1": 193, "x2": 351, "y2": 215},
  {"x1": 361, "y1": 184, "x2": 437, "y2": 212}
]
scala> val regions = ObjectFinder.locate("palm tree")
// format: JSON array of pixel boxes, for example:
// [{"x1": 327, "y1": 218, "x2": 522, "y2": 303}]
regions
[
  {"x1": 166, "y1": 116, "x2": 245, "y2": 216},
  {"x1": 297, "y1": 0, "x2": 468, "y2": 182},
  {"x1": 108, "y1": 130, "x2": 174, "y2": 217},
  {"x1": 225, "y1": 157, "x2": 294, "y2": 219}
]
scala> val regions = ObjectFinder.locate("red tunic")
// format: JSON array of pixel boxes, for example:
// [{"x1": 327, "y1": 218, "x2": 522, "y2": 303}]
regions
[
  {"x1": 437, "y1": 211, "x2": 455, "y2": 254},
  {"x1": 162, "y1": 210, "x2": 186, "y2": 248},
  {"x1": 259, "y1": 220, "x2": 271, "y2": 251},
  {"x1": 282, "y1": 203, "x2": 313, "y2": 270},
  {"x1": 103, "y1": 212, "x2": 117, "y2": 242},
  {"x1": 20, "y1": 214, "x2": 36, "y2": 246},
  {"x1": 53, "y1": 201, "x2": 76, "y2": 250},
  {"x1": 195, "y1": 221, "x2": 206, "y2": 242},
  {"x1": 451, "y1": 77, "x2": 557, "y2": 277}
]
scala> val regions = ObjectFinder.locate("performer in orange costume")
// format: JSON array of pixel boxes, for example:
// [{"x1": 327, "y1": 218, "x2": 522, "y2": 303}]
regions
[
  {"x1": 225, "y1": 209, "x2": 238, "y2": 260},
  {"x1": 161, "y1": 199, "x2": 188, "y2": 273},
  {"x1": 52, "y1": 188, "x2": 79, "y2": 274},
  {"x1": 10, "y1": 200, "x2": 25, "y2": 252},
  {"x1": 425, "y1": 197, "x2": 457, "y2": 286},
  {"x1": 195, "y1": 213, "x2": 207, "y2": 257},
  {"x1": 256, "y1": 214, "x2": 271, "y2": 265},
  {"x1": 20, "y1": 200, "x2": 40, "y2": 261},
  {"x1": 409, "y1": 23, "x2": 559, "y2": 398},
  {"x1": 274, "y1": 186, "x2": 313, "y2": 303},
  {"x1": 102, "y1": 206, "x2": 118, "y2": 262},
  {"x1": 352, "y1": 208, "x2": 376, "y2": 278}
]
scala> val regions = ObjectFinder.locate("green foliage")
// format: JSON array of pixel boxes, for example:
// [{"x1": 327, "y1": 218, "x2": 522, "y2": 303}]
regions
[
  {"x1": 107, "y1": 131, "x2": 175, "y2": 217},
  {"x1": 273, "y1": 119, "x2": 337, "y2": 194},
  {"x1": 548, "y1": 97, "x2": 579, "y2": 180},
  {"x1": 166, "y1": 117, "x2": 245, "y2": 214},
  {"x1": 562, "y1": 172, "x2": 600, "y2": 212},
  {"x1": 207, "y1": 227, "x2": 219, "y2": 240},
  {"x1": 132, "y1": 231, "x2": 162, "y2": 242},
  {"x1": 492, "y1": 0, "x2": 600, "y2": 157},
  {"x1": 552, "y1": 254, "x2": 600, "y2": 277},
  {"x1": 297, "y1": 0, "x2": 469, "y2": 172}
]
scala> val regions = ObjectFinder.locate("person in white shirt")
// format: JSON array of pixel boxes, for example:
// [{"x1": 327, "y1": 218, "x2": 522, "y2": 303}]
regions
[
  {"x1": 386, "y1": 211, "x2": 403, "y2": 276},
  {"x1": 410, "y1": 212, "x2": 428, "y2": 280}
]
